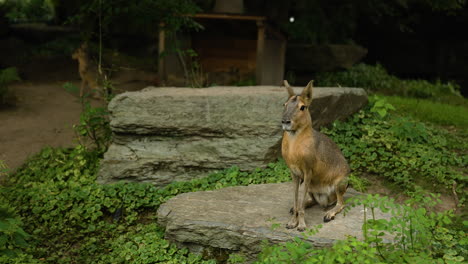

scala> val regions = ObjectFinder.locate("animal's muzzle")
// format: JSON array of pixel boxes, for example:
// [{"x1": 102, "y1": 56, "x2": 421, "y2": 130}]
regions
[{"x1": 282, "y1": 120, "x2": 292, "y2": 131}]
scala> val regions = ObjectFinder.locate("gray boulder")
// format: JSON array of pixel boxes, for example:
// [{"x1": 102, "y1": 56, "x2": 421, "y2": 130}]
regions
[
  {"x1": 98, "y1": 86, "x2": 367, "y2": 186},
  {"x1": 157, "y1": 183, "x2": 391, "y2": 261}
]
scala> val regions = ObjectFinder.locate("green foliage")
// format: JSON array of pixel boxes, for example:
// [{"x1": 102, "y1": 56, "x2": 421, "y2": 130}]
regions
[
  {"x1": 0, "y1": 67, "x2": 21, "y2": 107},
  {"x1": 316, "y1": 63, "x2": 462, "y2": 99},
  {"x1": 384, "y1": 96, "x2": 468, "y2": 129},
  {"x1": 316, "y1": 63, "x2": 399, "y2": 93},
  {"x1": 74, "y1": 101, "x2": 112, "y2": 153},
  {"x1": 369, "y1": 96, "x2": 396, "y2": 118},
  {"x1": 321, "y1": 97, "x2": 467, "y2": 204},
  {"x1": 0, "y1": 197, "x2": 30, "y2": 257},
  {"x1": 348, "y1": 173, "x2": 370, "y2": 192},
  {"x1": 0, "y1": 160, "x2": 7, "y2": 178},
  {"x1": 1, "y1": 143, "x2": 290, "y2": 263},
  {"x1": 256, "y1": 194, "x2": 466, "y2": 263},
  {"x1": 67, "y1": 0, "x2": 201, "y2": 40},
  {"x1": 95, "y1": 223, "x2": 215, "y2": 264},
  {"x1": 235, "y1": 77, "x2": 256, "y2": 87},
  {"x1": 63, "y1": 81, "x2": 113, "y2": 152},
  {"x1": 1, "y1": 0, "x2": 54, "y2": 23},
  {"x1": 0, "y1": 88, "x2": 465, "y2": 263}
]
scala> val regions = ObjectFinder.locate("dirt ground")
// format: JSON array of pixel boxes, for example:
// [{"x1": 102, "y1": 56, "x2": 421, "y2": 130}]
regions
[
  {"x1": 1, "y1": 81, "x2": 86, "y2": 171},
  {"x1": 0, "y1": 57, "x2": 152, "y2": 177}
]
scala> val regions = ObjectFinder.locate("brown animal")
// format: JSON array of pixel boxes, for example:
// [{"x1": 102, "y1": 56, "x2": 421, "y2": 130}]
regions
[
  {"x1": 71, "y1": 43, "x2": 102, "y2": 98},
  {"x1": 281, "y1": 80, "x2": 350, "y2": 231}
]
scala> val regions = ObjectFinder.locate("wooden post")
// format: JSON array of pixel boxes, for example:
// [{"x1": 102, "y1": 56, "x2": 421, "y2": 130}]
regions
[
  {"x1": 158, "y1": 23, "x2": 166, "y2": 84},
  {"x1": 278, "y1": 39, "x2": 287, "y2": 85},
  {"x1": 256, "y1": 20, "x2": 265, "y2": 85}
]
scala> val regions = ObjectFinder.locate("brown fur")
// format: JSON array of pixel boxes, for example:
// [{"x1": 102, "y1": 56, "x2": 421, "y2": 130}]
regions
[
  {"x1": 71, "y1": 43, "x2": 102, "y2": 98},
  {"x1": 281, "y1": 80, "x2": 350, "y2": 231}
]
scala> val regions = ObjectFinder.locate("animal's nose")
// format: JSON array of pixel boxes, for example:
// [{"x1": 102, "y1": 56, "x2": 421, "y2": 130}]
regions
[{"x1": 282, "y1": 120, "x2": 291, "y2": 124}]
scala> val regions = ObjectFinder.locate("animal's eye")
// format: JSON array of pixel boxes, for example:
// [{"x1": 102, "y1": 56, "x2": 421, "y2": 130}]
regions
[{"x1": 300, "y1": 105, "x2": 306, "y2": 111}]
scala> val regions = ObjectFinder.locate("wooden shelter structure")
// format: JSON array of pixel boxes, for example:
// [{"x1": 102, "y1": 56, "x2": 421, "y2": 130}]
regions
[{"x1": 158, "y1": 13, "x2": 287, "y2": 86}]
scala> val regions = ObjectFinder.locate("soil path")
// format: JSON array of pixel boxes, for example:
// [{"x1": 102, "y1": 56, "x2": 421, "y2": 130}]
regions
[
  {"x1": 0, "y1": 54, "x2": 154, "y2": 179},
  {"x1": 0, "y1": 81, "x2": 91, "y2": 172}
]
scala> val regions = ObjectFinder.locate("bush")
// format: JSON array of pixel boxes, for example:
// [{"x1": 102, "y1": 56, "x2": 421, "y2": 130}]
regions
[
  {"x1": 316, "y1": 64, "x2": 397, "y2": 93},
  {"x1": 1, "y1": 144, "x2": 291, "y2": 263},
  {"x1": 256, "y1": 194, "x2": 467, "y2": 263},
  {"x1": 1, "y1": 0, "x2": 54, "y2": 23},
  {"x1": 0, "y1": 197, "x2": 30, "y2": 258},
  {"x1": 321, "y1": 97, "x2": 466, "y2": 204},
  {"x1": 316, "y1": 63, "x2": 462, "y2": 99},
  {"x1": 0, "y1": 67, "x2": 21, "y2": 107}
]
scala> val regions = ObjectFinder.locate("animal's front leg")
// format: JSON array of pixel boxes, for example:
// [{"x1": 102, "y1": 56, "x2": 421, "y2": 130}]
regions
[
  {"x1": 286, "y1": 176, "x2": 300, "y2": 229},
  {"x1": 297, "y1": 176, "x2": 310, "y2": 231}
]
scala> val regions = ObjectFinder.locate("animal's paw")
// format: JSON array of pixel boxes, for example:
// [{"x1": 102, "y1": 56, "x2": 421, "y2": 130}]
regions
[
  {"x1": 297, "y1": 224, "x2": 306, "y2": 232},
  {"x1": 323, "y1": 214, "x2": 335, "y2": 222},
  {"x1": 286, "y1": 218, "x2": 298, "y2": 229}
]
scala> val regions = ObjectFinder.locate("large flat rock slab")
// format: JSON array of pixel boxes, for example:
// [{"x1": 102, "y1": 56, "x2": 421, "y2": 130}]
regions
[
  {"x1": 98, "y1": 86, "x2": 367, "y2": 186},
  {"x1": 107, "y1": 86, "x2": 367, "y2": 135},
  {"x1": 157, "y1": 183, "x2": 389, "y2": 260}
]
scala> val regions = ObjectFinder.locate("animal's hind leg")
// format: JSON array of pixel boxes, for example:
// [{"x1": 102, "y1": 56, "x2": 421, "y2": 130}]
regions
[{"x1": 323, "y1": 178, "x2": 348, "y2": 222}]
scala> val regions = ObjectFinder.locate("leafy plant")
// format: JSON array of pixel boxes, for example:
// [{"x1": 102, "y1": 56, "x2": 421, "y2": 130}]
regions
[
  {"x1": 72, "y1": 99, "x2": 112, "y2": 153},
  {"x1": 0, "y1": 67, "x2": 21, "y2": 107},
  {"x1": 95, "y1": 223, "x2": 215, "y2": 264},
  {"x1": 255, "y1": 194, "x2": 466, "y2": 263},
  {"x1": 321, "y1": 98, "x2": 467, "y2": 205},
  {"x1": 1, "y1": 143, "x2": 291, "y2": 263},
  {"x1": 1, "y1": 0, "x2": 54, "y2": 23},
  {"x1": 370, "y1": 96, "x2": 396, "y2": 118},
  {"x1": 67, "y1": 0, "x2": 201, "y2": 41},
  {"x1": 179, "y1": 49, "x2": 208, "y2": 88},
  {"x1": 316, "y1": 63, "x2": 398, "y2": 93},
  {"x1": 0, "y1": 160, "x2": 7, "y2": 179},
  {"x1": 0, "y1": 194, "x2": 30, "y2": 258}
]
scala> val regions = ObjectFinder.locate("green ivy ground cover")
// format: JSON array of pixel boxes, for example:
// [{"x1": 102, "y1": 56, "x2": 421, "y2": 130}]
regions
[{"x1": 1, "y1": 98, "x2": 466, "y2": 263}]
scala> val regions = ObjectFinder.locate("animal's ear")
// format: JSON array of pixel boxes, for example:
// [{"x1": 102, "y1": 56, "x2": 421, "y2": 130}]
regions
[
  {"x1": 284, "y1": 80, "x2": 295, "y2": 98},
  {"x1": 300, "y1": 80, "x2": 314, "y2": 105}
]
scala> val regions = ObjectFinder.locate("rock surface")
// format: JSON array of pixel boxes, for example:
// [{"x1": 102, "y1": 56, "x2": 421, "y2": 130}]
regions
[
  {"x1": 157, "y1": 183, "x2": 390, "y2": 261},
  {"x1": 98, "y1": 86, "x2": 367, "y2": 186}
]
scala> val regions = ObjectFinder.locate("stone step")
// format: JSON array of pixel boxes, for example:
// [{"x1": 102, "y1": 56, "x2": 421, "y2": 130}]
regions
[{"x1": 157, "y1": 183, "x2": 390, "y2": 262}]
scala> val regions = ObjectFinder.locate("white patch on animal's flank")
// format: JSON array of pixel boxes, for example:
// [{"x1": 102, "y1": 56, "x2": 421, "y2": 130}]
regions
[
  {"x1": 313, "y1": 193, "x2": 329, "y2": 207},
  {"x1": 309, "y1": 185, "x2": 335, "y2": 195},
  {"x1": 310, "y1": 185, "x2": 336, "y2": 207}
]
